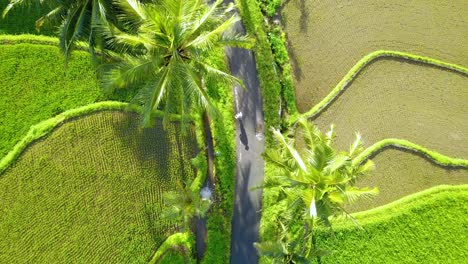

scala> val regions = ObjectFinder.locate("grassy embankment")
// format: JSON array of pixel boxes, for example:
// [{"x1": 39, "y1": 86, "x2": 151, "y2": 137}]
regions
[{"x1": 0, "y1": 111, "x2": 198, "y2": 263}]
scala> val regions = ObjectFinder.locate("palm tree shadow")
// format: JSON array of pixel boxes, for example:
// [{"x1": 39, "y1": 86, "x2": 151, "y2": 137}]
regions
[{"x1": 109, "y1": 112, "x2": 171, "y2": 177}]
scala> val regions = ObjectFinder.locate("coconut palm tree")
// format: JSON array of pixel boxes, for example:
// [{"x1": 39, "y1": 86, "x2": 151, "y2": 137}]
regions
[
  {"x1": 258, "y1": 119, "x2": 378, "y2": 262},
  {"x1": 254, "y1": 219, "x2": 329, "y2": 264},
  {"x1": 99, "y1": 0, "x2": 252, "y2": 126},
  {"x1": 262, "y1": 119, "x2": 378, "y2": 227},
  {"x1": 2, "y1": 0, "x2": 121, "y2": 63},
  {"x1": 159, "y1": 180, "x2": 211, "y2": 232}
]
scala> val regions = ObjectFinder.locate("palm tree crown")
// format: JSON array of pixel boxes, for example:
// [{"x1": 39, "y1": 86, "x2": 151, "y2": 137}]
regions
[
  {"x1": 3, "y1": 0, "x2": 119, "y2": 62},
  {"x1": 262, "y1": 119, "x2": 378, "y2": 227},
  {"x1": 100, "y1": 0, "x2": 252, "y2": 126}
]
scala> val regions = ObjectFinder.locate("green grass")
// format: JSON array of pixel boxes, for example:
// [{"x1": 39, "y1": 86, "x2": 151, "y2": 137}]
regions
[
  {"x1": 0, "y1": 0, "x2": 54, "y2": 35},
  {"x1": 315, "y1": 185, "x2": 468, "y2": 263},
  {"x1": 355, "y1": 138, "x2": 468, "y2": 167},
  {"x1": 0, "y1": 111, "x2": 197, "y2": 263}
]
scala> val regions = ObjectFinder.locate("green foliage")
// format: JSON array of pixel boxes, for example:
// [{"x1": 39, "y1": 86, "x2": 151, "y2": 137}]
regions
[
  {"x1": 201, "y1": 49, "x2": 236, "y2": 264},
  {"x1": 0, "y1": 111, "x2": 198, "y2": 263},
  {"x1": 259, "y1": 0, "x2": 282, "y2": 17},
  {"x1": 0, "y1": 0, "x2": 54, "y2": 35},
  {"x1": 235, "y1": 0, "x2": 282, "y2": 134},
  {"x1": 101, "y1": 0, "x2": 252, "y2": 126},
  {"x1": 267, "y1": 27, "x2": 298, "y2": 115},
  {"x1": 314, "y1": 185, "x2": 468, "y2": 263},
  {"x1": 355, "y1": 138, "x2": 468, "y2": 168},
  {"x1": 293, "y1": 50, "x2": 468, "y2": 123},
  {"x1": 149, "y1": 232, "x2": 195, "y2": 264},
  {"x1": 202, "y1": 213, "x2": 231, "y2": 264}
]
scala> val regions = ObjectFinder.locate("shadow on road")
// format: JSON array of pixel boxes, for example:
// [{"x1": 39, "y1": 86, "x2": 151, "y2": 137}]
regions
[
  {"x1": 239, "y1": 121, "x2": 249, "y2": 151},
  {"x1": 230, "y1": 162, "x2": 261, "y2": 263}
]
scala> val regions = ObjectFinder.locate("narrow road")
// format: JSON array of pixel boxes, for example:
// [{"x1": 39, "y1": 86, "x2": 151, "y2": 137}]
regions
[{"x1": 226, "y1": 9, "x2": 266, "y2": 264}]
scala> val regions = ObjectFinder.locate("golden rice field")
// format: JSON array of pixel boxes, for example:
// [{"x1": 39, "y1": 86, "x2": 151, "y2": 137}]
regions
[{"x1": 0, "y1": 111, "x2": 197, "y2": 263}]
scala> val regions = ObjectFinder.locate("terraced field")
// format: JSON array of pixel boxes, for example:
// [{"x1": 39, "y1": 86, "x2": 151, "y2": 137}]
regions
[
  {"x1": 283, "y1": 0, "x2": 468, "y2": 111},
  {"x1": 347, "y1": 149, "x2": 467, "y2": 212},
  {"x1": 317, "y1": 185, "x2": 468, "y2": 263},
  {"x1": 0, "y1": 111, "x2": 197, "y2": 263},
  {"x1": 0, "y1": 42, "x2": 102, "y2": 158},
  {"x1": 283, "y1": 0, "x2": 468, "y2": 210}
]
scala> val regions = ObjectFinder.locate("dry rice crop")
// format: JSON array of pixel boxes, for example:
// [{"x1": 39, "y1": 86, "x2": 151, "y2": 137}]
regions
[
  {"x1": 283, "y1": 0, "x2": 468, "y2": 111},
  {"x1": 0, "y1": 111, "x2": 197, "y2": 263},
  {"x1": 347, "y1": 149, "x2": 467, "y2": 212}
]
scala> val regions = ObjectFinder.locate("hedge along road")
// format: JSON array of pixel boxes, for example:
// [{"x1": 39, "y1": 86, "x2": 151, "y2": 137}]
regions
[{"x1": 225, "y1": 1, "x2": 265, "y2": 263}]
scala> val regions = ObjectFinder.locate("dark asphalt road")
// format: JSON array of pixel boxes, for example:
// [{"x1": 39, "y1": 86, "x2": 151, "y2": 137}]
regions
[{"x1": 226, "y1": 16, "x2": 266, "y2": 264}]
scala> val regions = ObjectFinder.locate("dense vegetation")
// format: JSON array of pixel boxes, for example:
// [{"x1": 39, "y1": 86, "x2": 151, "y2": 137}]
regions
[
  {"x1": 0, "y1": 111, "x2": 197, "y2": 263},
  {"x1": 0, "y1": 0, "x2": 54, "y2": 35},
  {"x1": 0, "y1": 43, "x2": 103, "y2": 158},
  {"x1": 316, "y1": 185, "x2": 468, "y2": 263}
]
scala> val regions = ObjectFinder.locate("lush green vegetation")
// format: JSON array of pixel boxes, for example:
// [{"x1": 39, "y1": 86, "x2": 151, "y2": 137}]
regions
[
  {"x1": 0, "y1": 42, "x2": 105, "y2": 158},
  {"x1": 149, "y1": 232, "x2": 194, "y2": 264},
  {"x1": 201, "y1": 49, "x2": 236, "y2": 264},
  {"x1": 235, "y1": 0, "x2": 282, "y2": 131},
  {"x1": 315, "y1": 185, "x2": 468, "y2": 263},
  {"x1": 0, "y1": 111, "x2": 197, "y2": 263},
  {"x1": 354, "y1": 138, "x2": 468, "y2": 167},
  {"x1": 0, "y1": 0, "x2": 54, "y2": 35}
]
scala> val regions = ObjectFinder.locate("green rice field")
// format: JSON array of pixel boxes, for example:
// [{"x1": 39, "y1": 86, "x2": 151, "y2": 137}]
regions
[
  {"x1": 0, "y1": 111, "x2": 197, "y2": 263},
  {"x1": 0, "y1": 43, "x2": 103, "y2": 158},
  {"x1": 283, "y1": 0, "x2": 468, "y2": 111},
  {"x1": 317, "y1": 185, "x2": 468, "y2": 263},
  {"x1": 0, "y1": 0, "x2": 54, "y2": 35}
]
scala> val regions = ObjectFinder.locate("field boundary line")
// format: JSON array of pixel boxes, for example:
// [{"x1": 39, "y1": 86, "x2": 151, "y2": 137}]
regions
[
  {"x1": 0, "y1": 101, "x2": 185, "y2": 176},
  {"x1": 289, "y1": 50, "x2": 468, "y2": 124},
  {"x1": 327, "y1": 184, "x2": 468, "y2": 229},
  {"x1": 352, "y1": 138, "x2": 468, "y2": 168}
]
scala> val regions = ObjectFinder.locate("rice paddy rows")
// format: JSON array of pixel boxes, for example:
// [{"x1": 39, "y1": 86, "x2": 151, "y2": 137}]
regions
[
  {"x1": 0, "y1": 111, "x2": 197, "y2": 263},
  {"x1": 0, "y1": 43, "x2": 103, "y2": 158},
  {"x1": 347, "y1": 149, "x2": 467, "y2": 212},
  {"x1": 283, "y1": 0, "x2": 468, "y2": 111},
  {"x1": 312, "y1": 59, "x2": 468, "y2": 158},
  {"x1": 317, "y1": 185, "x2": 468, "y2": 263},
  {"x1": 283, "y1": 0, "x2": 468, "y2": 211}
]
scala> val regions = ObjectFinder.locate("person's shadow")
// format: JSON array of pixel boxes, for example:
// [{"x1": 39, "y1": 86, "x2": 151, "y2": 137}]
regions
[{"x1": 239, "y1": 121, "x2": 249, "y2": 151}]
